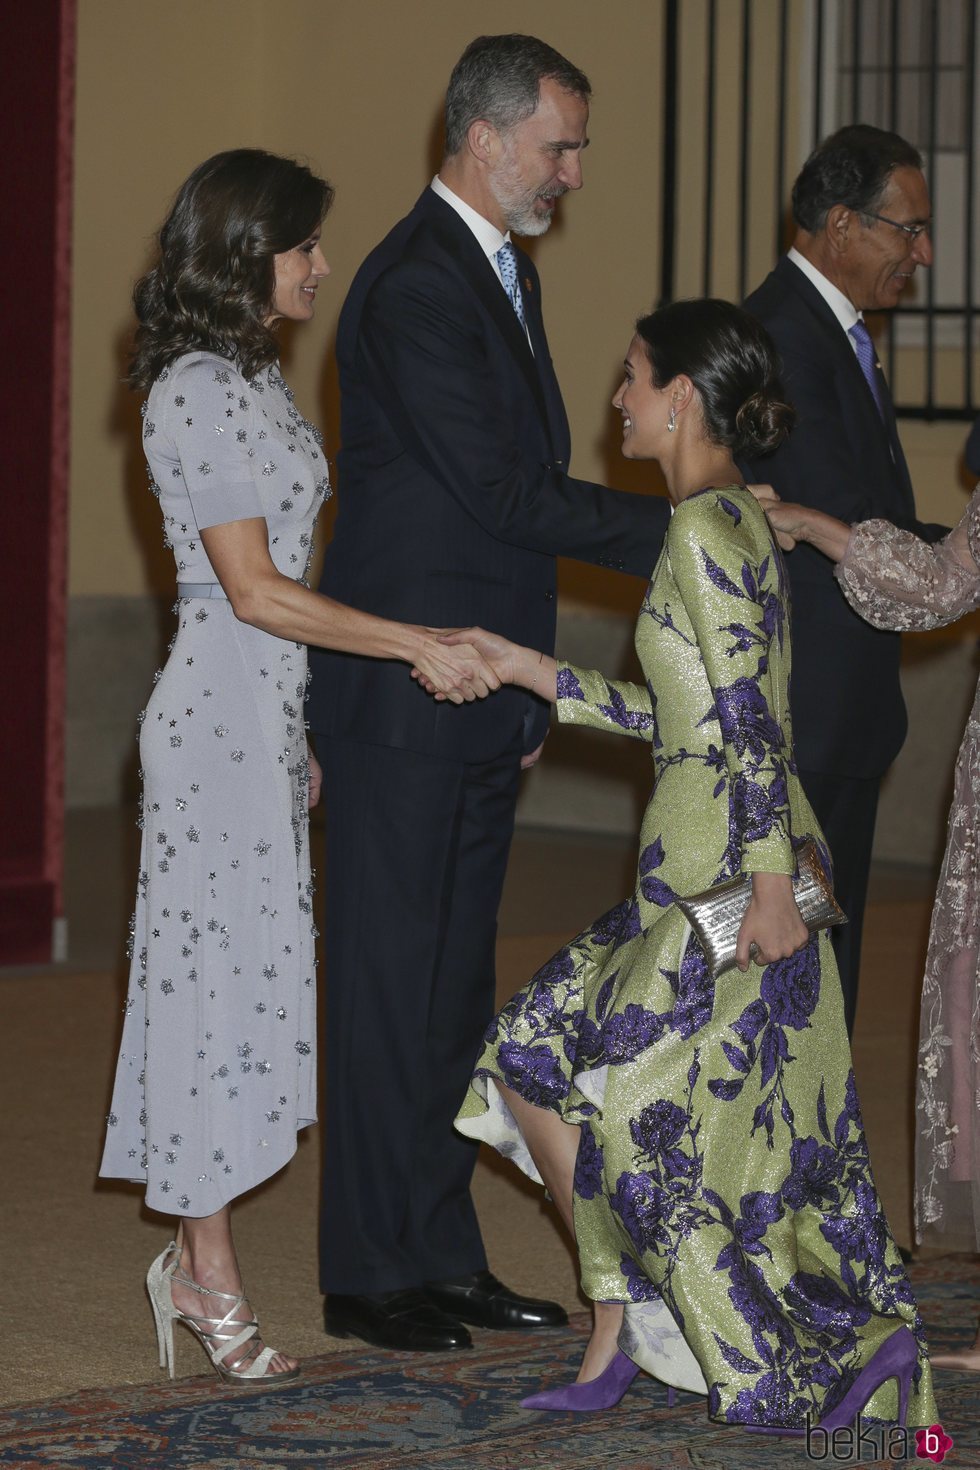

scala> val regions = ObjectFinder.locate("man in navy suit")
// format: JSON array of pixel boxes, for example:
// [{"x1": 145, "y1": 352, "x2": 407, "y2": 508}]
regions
[
  {"x1": 307, "y1": 35, "x2": 670, "y2": 1351},
  {"x1": 742, "y1": 126, "x2": 946, "y2": 1038}
]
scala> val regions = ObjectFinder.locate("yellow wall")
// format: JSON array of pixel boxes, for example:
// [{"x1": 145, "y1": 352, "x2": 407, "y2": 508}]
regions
[
  {"x1": 70, "y1": 0, "x2": 667, "y2": 600},
  {"x1": 70, "y1": 0, "x2": 973, "y2": 603}
]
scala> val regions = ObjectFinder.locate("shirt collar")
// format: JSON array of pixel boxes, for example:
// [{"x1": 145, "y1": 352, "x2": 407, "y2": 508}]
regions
[
  {"x1": 787, "y1": 247, "x2": 862, "y2": 333},
  {"x1": 431, "y1": 175, "x2": 510, "y2": 262}
]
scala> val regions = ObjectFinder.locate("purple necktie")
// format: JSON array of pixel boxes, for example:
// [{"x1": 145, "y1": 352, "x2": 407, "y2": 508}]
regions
[{"x1": 848, "y1": 320, "x2": 885, "y2": 421}]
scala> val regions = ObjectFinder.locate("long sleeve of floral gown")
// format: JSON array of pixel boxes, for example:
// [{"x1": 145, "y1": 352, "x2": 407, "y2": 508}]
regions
[
  {"x1": 667, "y1": 490, "x2": 797, "y2": 878},
  {"x1": 555, "y1": 666, "x2": 657, "y2": 743}
]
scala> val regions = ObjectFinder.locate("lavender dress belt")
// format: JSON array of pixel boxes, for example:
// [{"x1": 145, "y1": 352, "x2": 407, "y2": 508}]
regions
[{"x1": 177, "y1": 583, "x2": 229, "y2": 600}]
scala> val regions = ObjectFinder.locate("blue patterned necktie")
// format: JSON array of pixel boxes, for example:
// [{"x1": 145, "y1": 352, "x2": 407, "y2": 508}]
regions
[
  {"x1": 848, "y1": 320, "x2": 885, "y2": 421},
  {"x1": 495, "y1": 241, "x2": 526, "y2": 328}
]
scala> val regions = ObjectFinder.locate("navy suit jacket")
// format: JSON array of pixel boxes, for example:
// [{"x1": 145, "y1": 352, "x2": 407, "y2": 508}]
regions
[
  {"x1": 741, "y1": 256, "x2": 945, "y2": 780},
  {"x1": 307, "y1": 188, "x2": 669, "y2": 761}
]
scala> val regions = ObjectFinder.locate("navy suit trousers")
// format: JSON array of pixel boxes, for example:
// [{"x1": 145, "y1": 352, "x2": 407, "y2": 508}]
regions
[
  {"x1": 798, "y1": 767, "x2": 880, "y2": 1040},
  {"x1": 318, "y1": 734, "x2": 522, "y2": 1294}
]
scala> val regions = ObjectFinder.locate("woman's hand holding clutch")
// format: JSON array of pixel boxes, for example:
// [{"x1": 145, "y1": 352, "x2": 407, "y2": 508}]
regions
[{"x1": 735, "y1": 871, "x2": 810, "y2": 971}]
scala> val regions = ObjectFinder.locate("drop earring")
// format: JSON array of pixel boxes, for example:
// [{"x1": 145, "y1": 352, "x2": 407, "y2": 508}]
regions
[{"x1": 667, "y1": 405, "x2": 677, "y2": 432}]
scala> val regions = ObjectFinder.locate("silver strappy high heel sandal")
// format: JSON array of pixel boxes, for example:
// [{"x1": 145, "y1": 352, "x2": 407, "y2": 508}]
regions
[{"x1": 146, "y1": 1241, "x2": 300, "y2": 1386}]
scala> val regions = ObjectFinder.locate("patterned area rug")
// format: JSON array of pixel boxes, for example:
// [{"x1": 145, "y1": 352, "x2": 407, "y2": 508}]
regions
[{"x1": 3, "y1": 1261, "x2": 978, "y2": 1469}]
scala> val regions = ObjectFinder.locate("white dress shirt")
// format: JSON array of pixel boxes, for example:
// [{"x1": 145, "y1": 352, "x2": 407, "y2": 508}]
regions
[
  {"x1": 787, "y1": 247, "x2": 863, "y2": 359},
  {"x1": 430, "y1": 175, "x2": 532, "y2": 347},
  {"x1": 431, "y1": 175, "x2": 509, "y2": 278},
  {"x1": 787, "y1": 248, "x2": 893, "y2": 458}
]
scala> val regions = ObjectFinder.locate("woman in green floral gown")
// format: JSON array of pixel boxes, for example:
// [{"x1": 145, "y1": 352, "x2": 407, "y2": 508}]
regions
[{"x1": 451, "y1": 300, "x2": 937, "y2": 1431}]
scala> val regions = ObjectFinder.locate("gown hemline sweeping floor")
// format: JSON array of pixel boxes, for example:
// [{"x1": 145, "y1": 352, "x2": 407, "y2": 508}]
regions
[{"x1": 457, "y1": 486, "x2": 938, "y2": 1430}]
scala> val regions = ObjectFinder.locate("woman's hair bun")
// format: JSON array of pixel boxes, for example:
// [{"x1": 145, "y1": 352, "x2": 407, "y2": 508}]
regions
[
  {"x1": 633, "y1": 300, "x2": 796, "y2": 459},
  {"x1": 734, "y1": 389, "x2": 796, "y2": 457}
]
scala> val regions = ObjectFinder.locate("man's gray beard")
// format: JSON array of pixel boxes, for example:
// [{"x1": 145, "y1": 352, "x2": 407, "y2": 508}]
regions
[
  {"x1": 489, "y1": 160, "x2": 560, "y2": 237},
  {"x1": 503, "y1": 199, "x2": 554, "y2": 237}
]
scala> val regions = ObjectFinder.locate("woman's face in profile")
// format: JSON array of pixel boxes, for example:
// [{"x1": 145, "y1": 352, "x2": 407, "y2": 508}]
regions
[
  {"x1": 267, "y1": 229, "x2": 330, "y2": 325},
  {"x1": 611, "y1": 335, "x2": 671, "y2": 461}
]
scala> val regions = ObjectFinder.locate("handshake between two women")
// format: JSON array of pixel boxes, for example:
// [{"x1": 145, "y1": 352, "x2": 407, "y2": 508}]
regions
[{"x1": 412, "y1": 628, "x2": 556, "y2": 705}]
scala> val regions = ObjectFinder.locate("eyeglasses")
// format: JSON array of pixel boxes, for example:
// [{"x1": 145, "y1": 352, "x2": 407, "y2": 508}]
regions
[{"x1": 862, "y1": 211, "x2": 932, "y2": 242}]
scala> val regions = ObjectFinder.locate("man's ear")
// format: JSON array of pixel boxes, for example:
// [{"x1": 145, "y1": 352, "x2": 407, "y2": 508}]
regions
[
  {"x1": 466, "y1": 118, "x2": 497, "y2": 165},
  {"x1": 825, "y1": 203, "x2": 852, "y2": 256}
]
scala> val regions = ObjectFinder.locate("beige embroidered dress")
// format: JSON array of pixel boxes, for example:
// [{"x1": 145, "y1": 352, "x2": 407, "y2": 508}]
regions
[{"x1": 836, "y1": 487, "x2": 980, "y2": 1251}]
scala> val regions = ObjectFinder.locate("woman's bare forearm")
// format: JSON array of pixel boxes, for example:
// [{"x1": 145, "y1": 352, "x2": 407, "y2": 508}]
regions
[
  {"x1": 767, "y1": 503, "x2": 851, "y2": 562},
  {"x1": 798, "y1": 509, "x2": 852, "y2": 562},
  {"x1": 510, "y1": 646, "x2": 558, "y2": 703},
  {"x1": 200, "y1": 518, "x2": 423, "y2": 657},
  {"x1": 234, "y1": 567, "x2": 425, "y2": 661},
  {"x1": 198, "y1": 519, "x2": 498, "y2": 701}
]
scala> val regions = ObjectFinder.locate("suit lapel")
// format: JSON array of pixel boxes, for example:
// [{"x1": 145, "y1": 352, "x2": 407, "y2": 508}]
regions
[
  {"x1": 517, "y1": 249, "x2": 570, "y2": 459},
  {"x1": 419, "y1": 192, "x2": 554, "y2": 445},
  {"x1": 775, "y1": 258, "x2": 914, "y2": 515},
  {"x1": 867, "y1": 336, "x2": 915, "y2": 511}
]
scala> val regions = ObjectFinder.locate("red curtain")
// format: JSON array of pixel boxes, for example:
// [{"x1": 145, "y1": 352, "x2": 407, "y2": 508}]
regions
[{"x1": 0, "y1": 0, "x2": 74, "y2": 963}]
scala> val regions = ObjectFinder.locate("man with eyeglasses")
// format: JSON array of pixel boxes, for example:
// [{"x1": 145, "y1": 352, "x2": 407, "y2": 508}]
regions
[{"x1": 741, "y1": 124, "x2": 946, "y2": 1040}]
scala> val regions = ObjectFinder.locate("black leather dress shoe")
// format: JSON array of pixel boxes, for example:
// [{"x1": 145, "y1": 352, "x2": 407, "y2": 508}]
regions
[
  {"x1": 423, "y1": 1270, "x2": 568, "y2": 1330},
  {"x1": 324, "y1": 1289, "x2": 473, "y2": 1351}
]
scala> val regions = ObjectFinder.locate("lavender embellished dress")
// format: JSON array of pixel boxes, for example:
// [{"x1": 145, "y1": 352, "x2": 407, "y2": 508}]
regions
[
  {"x1": 100, "y1": 352, "x2": 330, "y2": 1217},
  {"x1": 457, "y1": 487, "x2": 937, "y2": 1429}
]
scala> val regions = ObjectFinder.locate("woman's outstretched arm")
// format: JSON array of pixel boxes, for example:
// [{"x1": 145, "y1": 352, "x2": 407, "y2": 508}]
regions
[
  {"x1": 432, "y1": 627, "x2": 661, "y2": 744},
  {"x1": 201, "y1": 517, "x2": 500, "y2": 703},
  {"x1": 767, "y1": 491, "x2": 980, "y2": 632},
  {"x1": 765, "y1": 501, "x2": 851, "y2": 560}
]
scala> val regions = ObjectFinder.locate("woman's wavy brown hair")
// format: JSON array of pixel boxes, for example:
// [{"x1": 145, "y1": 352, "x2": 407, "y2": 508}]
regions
[{"x1": 129, "y1": 149, "x2": 334, "y2": 390}]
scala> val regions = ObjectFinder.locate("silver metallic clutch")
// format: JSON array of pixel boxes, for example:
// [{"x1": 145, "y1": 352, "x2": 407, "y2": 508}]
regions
[{"x1": 675, "y1": 838, "x2": 846, "y2": 978}]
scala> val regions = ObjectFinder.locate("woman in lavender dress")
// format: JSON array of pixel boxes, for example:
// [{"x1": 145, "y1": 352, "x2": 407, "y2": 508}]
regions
[
  {"x1": 99, "y1": 150, "x2": 496, "y2": 1384},
  {"x1": 769, "y1": 488, "x2": 980, "y2": 1371}
]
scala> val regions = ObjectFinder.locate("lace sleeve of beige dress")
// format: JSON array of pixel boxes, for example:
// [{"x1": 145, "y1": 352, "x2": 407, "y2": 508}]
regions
[
  {"x1": 836, "y1": 486, "x2": 980, "y2": 1250},
  {"x1": 835, "y1": 488, "x2": 980, "y2": 630}
]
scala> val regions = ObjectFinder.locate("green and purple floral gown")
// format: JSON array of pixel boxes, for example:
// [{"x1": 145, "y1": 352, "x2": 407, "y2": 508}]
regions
[{"x1": 456, "y1": 487, "x2": 937, "y2": 1429}]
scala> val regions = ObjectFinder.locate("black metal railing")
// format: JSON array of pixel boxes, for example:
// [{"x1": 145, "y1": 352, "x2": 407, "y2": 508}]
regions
[{"x1": 659, "y1": 0, "x2": 978, "y2": 421}]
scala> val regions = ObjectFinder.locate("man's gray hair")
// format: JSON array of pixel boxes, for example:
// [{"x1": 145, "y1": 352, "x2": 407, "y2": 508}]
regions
[{"x1": 444, "y1": 34, "x2": 591, "y2": 156}]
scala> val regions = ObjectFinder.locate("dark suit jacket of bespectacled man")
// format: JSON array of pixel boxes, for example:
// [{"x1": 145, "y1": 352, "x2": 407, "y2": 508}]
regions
[
  {"x1": 740, "y1": 124, "x2": 948, "y2": 1040},
  {"x1": 305, "y1": 33, "x2": 671, "y2": 1351}
]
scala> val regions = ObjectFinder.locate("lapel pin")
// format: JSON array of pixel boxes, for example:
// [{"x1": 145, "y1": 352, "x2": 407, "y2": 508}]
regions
[{"x1": 524, "y1": 277, "x2": 533, "y2": 293}]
